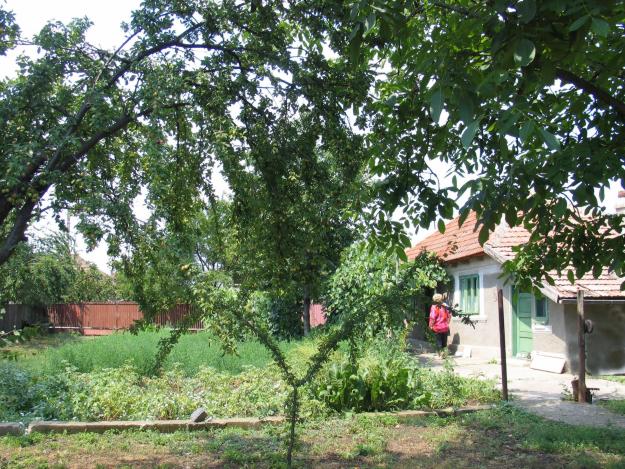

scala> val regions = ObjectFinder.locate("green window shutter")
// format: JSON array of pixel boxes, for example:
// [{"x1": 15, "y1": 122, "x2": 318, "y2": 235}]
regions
[{"x1": 459, "y1": 274, "x2": 480, "y2": 315}]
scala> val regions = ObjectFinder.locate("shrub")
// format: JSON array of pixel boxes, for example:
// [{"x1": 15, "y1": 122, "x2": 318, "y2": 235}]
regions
[
  {"x1": 0, "y1": 362, "x2": 71, "y2": 421},
  {"x1": 312, "y1": 339, "x2": 499, "y2": 412},
  {"x1": 323, "y1": 244, "x2": 448, "y2": 337},
  {"x1": 248, "y1": 291, "x2": 303, "y2": 340}
]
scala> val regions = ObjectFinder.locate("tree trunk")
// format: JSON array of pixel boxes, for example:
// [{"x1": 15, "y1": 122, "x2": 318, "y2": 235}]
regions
[{"x1": 302, "y1": 285, "x2": 311, "y2": 336}]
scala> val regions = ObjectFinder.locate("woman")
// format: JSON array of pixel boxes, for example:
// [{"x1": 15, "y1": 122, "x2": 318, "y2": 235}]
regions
[{"x1": 429, "y1": 293, "x2": 451, "y2": 352}]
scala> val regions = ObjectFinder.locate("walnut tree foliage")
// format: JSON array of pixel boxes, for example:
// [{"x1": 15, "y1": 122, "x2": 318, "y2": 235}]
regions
[
  {"x1": 2, "y1": 0, "x2": 622, "y2": 302},
  {"x1": 348, "y1": 0, "x2": 624, "y2": 289}
]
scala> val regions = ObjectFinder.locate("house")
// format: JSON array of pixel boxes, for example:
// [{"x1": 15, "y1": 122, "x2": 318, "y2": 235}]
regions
[{"x1": 406, "y1": 207, "x2": 625, "y2": 375}]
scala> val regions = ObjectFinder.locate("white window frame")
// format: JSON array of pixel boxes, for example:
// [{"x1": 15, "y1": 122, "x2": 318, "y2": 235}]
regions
[{"x1": 451, "y1": 266, "x2": 494, "y2": 321}]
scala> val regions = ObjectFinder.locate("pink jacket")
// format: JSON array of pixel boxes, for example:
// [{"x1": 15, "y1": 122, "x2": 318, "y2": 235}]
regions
[{"x1": 429, "y1": 304, "x2": 450, "y2": 333}]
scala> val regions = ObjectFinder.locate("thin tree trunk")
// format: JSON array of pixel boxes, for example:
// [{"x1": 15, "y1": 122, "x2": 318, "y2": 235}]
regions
[
  {"x1": 286, "y1": 385, "x2": 299, "y2": 469},
  {"x1": 302, "y1": 285, "x2": 311, "y2": 336}
]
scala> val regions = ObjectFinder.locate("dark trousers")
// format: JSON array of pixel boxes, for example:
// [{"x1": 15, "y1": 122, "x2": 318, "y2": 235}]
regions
[{"x1": 435, "y1": 332, "x2": 448, "y2": 349}]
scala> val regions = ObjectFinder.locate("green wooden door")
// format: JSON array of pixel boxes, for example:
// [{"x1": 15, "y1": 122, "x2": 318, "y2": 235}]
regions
[{"x1": 514, "y1": 292, "x2": 533, "y2": 357}]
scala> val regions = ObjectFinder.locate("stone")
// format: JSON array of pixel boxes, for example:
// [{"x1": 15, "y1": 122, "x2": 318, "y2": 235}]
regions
[
  {"x1": 189, "y1": 408, "x2": 209, "y2": 423},
  {"x1": 0, "y1": 423, "x2": 23, "y2": 436}
]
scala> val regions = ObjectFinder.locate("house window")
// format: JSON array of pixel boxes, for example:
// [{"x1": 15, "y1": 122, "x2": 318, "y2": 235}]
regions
[
  {"x1": 459, "y1": 274, "x2": 480, "y2": 315},
  {"x1": 535, "y1": 297, "x2": 549, "y2": 324}
]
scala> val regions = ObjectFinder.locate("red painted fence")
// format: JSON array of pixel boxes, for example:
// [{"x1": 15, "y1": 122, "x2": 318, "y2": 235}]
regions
[
  {"x1": 310, "y1": 303, "x2": 326, "y2": 327},
  {"x1": 46, "y1": 302, "x2": 203, "y2": 335},
  {"x1": 3, "y1": 302, "x2": 327, "y2": 335}
]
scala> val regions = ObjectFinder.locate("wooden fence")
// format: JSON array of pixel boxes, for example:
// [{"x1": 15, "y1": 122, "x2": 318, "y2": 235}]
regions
[
  {"x1": 0, "y1": 304, "x2": 48, "y2": 332},
  {"x1": 3, "y1": 302, "x2": 326, "y2": 335},
  {"x1": 1, "y1": 303, "x2": 203, "y2": 335},
  {"x1": 309, "y1": 303, "x2": 326, "y2": 327}
]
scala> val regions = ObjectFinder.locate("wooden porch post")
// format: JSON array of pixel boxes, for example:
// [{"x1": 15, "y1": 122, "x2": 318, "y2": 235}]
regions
[
  {"x1": 577, "y1": 289, "x2": 587, "y2": 403},
  {"x1": 497, "y1": 289, "x2": 509, "y2": 401}
]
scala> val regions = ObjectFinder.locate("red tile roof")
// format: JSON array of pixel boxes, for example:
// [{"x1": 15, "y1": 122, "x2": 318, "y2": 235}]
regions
[
  {"x1": 551, "y1": 270, "x2": 624, "y2": 299},
  {"x1": 407, "y1": 212, "x2": 625, "y2": 300},
  {"x1": 406, "y1": 211, "x2": 485, "y2": 263},
  {"x1": 486, "y1": 225, "x2": 625, "y2": 300}
]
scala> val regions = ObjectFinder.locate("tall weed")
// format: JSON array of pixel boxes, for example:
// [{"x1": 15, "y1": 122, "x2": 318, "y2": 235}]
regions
[
  {"x1": 14, "y1": 331, "x2": 303, "y2": 376},
  {"x1": 312, "y1": 339, "x2": 499, "y2": 412}
]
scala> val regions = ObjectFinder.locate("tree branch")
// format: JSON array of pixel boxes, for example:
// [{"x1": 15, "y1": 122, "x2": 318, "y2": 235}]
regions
[
  {"x1": 425, "y1": 0, "x2": 479, "y2": 19},
  {"x1": 0, "y1": 104, "x2": 182, "y2": 266},
  {"x1": 0, "y1": 199, "x2": 37, "y2": 265},
  {"x1": 556, "y1": 68, "x2": 625, "y2": 122}
]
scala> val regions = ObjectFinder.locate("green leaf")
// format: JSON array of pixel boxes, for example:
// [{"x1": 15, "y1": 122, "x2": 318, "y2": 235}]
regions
[
  {"x1": 569, "y1": 15, "x2": 590, "y2": 32},
  {"x1": 517, "y1": 0, "x2": 536, "y2": 24},
  {"x1": 478, "y1": 225, "x2": 489, "y2": 246},
  {"x1": 519, "y1": 121, "x2": 534, "y2": 143},
  {"x1": 364, "y1": 12, "x2": 376, "y2": 35},
  {"x1": 396, "y1": 245, "x2": 408, "y2": 262},
  {"x1": 399, "y1": 233, "x2": 411, "y2": 247},
  {"x1": 349, "y1": 3, "x2": 359, "y2": 20},
  {"x1": 349, "y1": 27, "x2": 363, "y2": 64},
  {"x1": 567, "y1": 270, "x2": 575, "y2": 285},
  {"x1": 460, "y1": 119, "x2": 480, "y2": 149},
  {"x1": 458, "y1": 93, "x2": 474, "y2": 124},
  {"x1": 437, "y1": 219, "x2": 446, "y2": 234},
  {"x1": 504, "y1": 208, "x2": 517, "y2": 226},
  {"x1": 430, "y1": 89, "x2": 443, "y2": 123},
  {"x1": 514, "y1": 38, "x2": 536, "y2": 67},
  {"x1": 458, "y1": 208, "x2": 470, "y2": 227},
  {"x1": 539, "y1": 128, "x2": 561, "y2": 151},
  {"x1": 591, "y1": 17, "x2": 609, "y2": 37},
  {"x1": 554, "y1": 198, "x2": 567, "y2": 217}
]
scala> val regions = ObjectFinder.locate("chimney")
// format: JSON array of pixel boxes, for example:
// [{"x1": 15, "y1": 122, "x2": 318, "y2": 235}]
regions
[{"x1": 617, "y1": 190, "x2": 625, "y2": 214}]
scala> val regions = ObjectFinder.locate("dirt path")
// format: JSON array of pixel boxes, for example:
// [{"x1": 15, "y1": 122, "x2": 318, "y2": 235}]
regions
[{"x1": 422, "y1": 354, "x2": 625, "y2": 428}]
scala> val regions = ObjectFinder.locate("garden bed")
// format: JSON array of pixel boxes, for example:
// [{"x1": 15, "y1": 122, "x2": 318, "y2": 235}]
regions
[{"x1": 0, "y1": 331, "x2": 500, "y2": 423}]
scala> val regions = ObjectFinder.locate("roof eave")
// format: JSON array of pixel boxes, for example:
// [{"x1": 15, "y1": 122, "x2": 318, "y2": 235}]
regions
[
  {"x1": 483, "y1": 243, "x2": 562, "y2": 303},
  {"x1": 559, "y1": 296, "x2": 625, "y2": 304},
  {"x1": 439, "y1": 251, "x2": 486, "y2": 265}
]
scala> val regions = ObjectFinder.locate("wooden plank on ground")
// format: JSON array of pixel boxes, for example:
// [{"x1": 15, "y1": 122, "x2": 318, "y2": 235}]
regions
[{"x1": 530, "y1": 353, "x2": 565, "y2": 374}]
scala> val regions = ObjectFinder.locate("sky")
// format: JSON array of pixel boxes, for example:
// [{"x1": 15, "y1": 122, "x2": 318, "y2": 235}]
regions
[{"x1": 2, "y1": 1, "x2": 623, "y2": 273}]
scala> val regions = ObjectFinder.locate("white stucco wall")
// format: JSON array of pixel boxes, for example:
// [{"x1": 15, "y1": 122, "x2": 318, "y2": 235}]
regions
[
  {"x1": 444, "y1": 256, "x2": 512, "y2": 359},
  {"x1": 443, "y1": 256, "x2": 569, "y2": 361}
]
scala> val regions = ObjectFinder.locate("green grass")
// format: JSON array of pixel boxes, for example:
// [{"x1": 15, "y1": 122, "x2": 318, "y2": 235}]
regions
[
  {"x1": 1, "y1": 407, "x2": 625, "y2": 468},
  {"x1": 599, "y1": 399, "x2": 625, "y2": 416},
  {"x1": 599, "y1": 375, "x2": 625, "y2": 385},
  {"x1": 13, "y1": 330, "x2": 305, "y2": 376}
]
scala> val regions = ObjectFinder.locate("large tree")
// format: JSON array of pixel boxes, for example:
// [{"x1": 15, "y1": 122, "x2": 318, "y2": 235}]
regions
[
  {"x1": 347, "y1": 0, "x2": 624, "y2": 287},
  {"x1": 0, "y1": 1, "x2": 367, "y2": 269},
  {"x1": 1, "y1": 0, "x2": 623, "y2": 305},
  {"x1": 223, "y1": 112, "x2": 367, "y2": 334}
]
